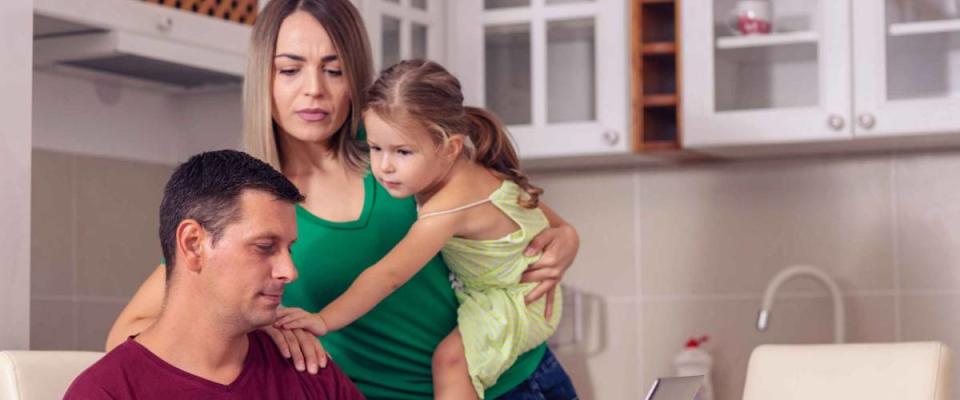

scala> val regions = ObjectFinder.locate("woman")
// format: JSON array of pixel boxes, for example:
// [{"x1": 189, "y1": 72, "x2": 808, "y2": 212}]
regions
[{"x1": 107, "y1": 1, "x2": 579, "y2": 398}]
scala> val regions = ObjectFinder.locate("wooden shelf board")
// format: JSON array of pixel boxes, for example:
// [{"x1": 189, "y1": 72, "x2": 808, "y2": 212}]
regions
[
  {"x1": 639, "y1": 141, "x2": 680, "y2": 151},
  {"x1": 643, "y1": 94, "x2": 678, "y2": 107},
  {"x1": 641, "y1": 42, "x2": 677, "y2": 55}
]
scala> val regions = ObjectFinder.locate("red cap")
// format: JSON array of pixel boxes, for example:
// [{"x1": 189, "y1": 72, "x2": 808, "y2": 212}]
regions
[{"x1": 685, "y1": 336, "x2": 709, "y2": 348}]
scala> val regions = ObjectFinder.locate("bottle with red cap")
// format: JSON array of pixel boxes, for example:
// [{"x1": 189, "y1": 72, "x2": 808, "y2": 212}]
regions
[{"x1": 674, "y1": 336, "x2": 714, "y2": 400}]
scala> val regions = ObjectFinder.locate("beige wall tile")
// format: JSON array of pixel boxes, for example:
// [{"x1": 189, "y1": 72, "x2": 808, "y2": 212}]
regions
[
  {"x1": 77, "y1": 300, "x2": 126, "y2": 352},
  {"x1": 553, "y1": 297, "x2": 639, "y2": 400},
  {"x1": 896, "y1": 152, "x2": 960, "y2": 291},
  {"x1": 30, "y1": 299, "x2": 76, "y2": 350},
  {"x1": 531, "y1": 170, "x2": 637, "y2": 297},
  {"x1": 900, "y1": 293, "x2": 960, "y2": 400},
  {"x1": 636, "y1": 157, "x2": 895, "y2": 296},
  {"x1": 31, "y1": 150, "x2": 75, "y2": 297},
  {"x1": 75, "y1": 155, "x2": 172, "y2": 298},
  {"x1": 642, "y1": 295, "x2": 896, "y2": 400}
]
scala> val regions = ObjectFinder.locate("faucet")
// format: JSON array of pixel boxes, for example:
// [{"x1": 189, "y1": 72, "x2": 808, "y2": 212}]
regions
[{"x1": 757, "y1": 265, "x2": 846, "y2": 343}]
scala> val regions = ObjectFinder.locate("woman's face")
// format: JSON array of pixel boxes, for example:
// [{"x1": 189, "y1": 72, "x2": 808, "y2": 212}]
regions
[{"x1": 272, "y1": 11, "x2": 351, "y2": 145}]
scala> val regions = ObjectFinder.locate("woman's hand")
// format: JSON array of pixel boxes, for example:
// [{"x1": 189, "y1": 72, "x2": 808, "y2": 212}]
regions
[
  {"x1": 261, "y1": 324, "x2": 328, "y2": 374},
  {"x1": 274, "y1": 307, "x2": 330, "y2": 337},
  {"x1": 522, "y1": 223, "x2": 580, "y2": 320}
]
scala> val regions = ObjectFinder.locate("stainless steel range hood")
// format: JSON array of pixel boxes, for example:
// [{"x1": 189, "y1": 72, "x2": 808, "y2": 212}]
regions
[{"x1": 34, "y1": 0, "x2": 250, "y2": 89}]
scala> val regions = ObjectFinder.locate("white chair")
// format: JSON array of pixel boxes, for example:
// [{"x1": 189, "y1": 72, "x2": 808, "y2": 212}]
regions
[
  {"x1": 742, "y1": 342, "x2": 952, "y2": 400},
  {"x1": 0, "y1": 351, "x2": 103, "y2": 400}
]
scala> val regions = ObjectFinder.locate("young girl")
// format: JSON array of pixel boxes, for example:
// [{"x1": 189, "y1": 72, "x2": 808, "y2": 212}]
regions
[{"x1": 274, "y1": 59, "x2": 565, "y2": 399}]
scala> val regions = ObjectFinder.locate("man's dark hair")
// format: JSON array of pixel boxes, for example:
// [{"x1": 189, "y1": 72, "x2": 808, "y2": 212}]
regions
[{"x1": 159, "y1": 150, "x2": 304, "y2": 279}]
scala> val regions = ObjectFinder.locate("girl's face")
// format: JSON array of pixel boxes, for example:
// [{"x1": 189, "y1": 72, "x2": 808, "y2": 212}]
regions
[
  {"x1": 271, "y1": 11, "x2": 351, "y2": 146},
  {"x1": 365, "y1": 111, "x2": 452, "y2": 200}
]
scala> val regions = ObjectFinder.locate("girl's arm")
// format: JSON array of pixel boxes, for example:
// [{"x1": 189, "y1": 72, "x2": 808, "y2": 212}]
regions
[{"x1": 276, "y1": 215, "x2": 459, "y2": 334}]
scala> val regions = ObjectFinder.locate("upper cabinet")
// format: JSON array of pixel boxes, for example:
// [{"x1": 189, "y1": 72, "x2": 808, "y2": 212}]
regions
[
  {"x1": 449, "y1": 0, "x2": 629, "y2": 159},
  {"x1": 852, "y1": 0, "x2": 960, "y2": 138},
  {"x1": 682, "y1": 0, "x2": 960, "y2": 149},
  {"x1": 360, "y1": 0, "x2": 447, "y2": 71},
  {"x1": 681, "y1": 0, "x2": 853, "y2": 147}
]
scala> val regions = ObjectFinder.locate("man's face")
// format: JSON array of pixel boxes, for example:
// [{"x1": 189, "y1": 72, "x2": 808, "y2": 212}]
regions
[{"x1": 201, "y1": 190, "x2": 298, "y2": 330}]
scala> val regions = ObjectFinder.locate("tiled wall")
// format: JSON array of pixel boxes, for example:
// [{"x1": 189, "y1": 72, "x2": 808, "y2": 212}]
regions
[
  {"x1": 30, "y1": 146, "x2": 960, "y2": 399},
  {"x1": 533, "y1": 150, "x2": 960, "y2": 400},
  {"x1": 31, "y1": 149, "x2": 173, "y2": 351}
]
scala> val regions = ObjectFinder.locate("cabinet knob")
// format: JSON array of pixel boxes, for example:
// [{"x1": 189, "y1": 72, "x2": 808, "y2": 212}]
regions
[
  {"x1": 157, "y1": 16, "x2": 174, "y2": 32},
  {"x1": 827, "y1": 114, "x2": 845, "y2": 131},
  {"x1": 602, "y1": 130, "x2": 620, "y2": 146},
  {"x1": 857, "y1": 113, "x2": 876, "y2": 130}
]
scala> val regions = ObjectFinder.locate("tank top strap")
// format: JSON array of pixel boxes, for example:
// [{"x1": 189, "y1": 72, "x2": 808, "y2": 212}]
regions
[{"x1": 417, "y1": 197, "x2": 493, "y2": 220}]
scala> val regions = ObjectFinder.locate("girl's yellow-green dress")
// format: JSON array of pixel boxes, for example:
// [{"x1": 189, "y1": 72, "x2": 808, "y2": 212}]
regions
[{"x1": 422, "y1": 180, "x2": 563, "y2": 398}]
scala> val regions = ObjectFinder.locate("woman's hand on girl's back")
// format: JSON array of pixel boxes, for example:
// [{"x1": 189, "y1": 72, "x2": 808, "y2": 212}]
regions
[
  {"x1": 520, "y1": 215, "x2": 580, "y2": 320},
  {"x1": 261, "y1": 324, "x2": 328, "y2": 374}
]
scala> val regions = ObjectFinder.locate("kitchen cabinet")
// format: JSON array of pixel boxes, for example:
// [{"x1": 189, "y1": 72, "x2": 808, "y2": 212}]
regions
[
  {"x1": 681, "y1": 0, "x2": 852, "y2": 147},
  {"x1": 852, "y1": 0, "x2": 960, "y2": 139},
  {"x1": 360, "y1": 0, "x2": 447, "y2": 71},
  {"x1": 449, "y1": 0, "x2": 630, "y2": 159},
  {"x1": 682, "y1": 0, "x2": 960, "y2": 150}
]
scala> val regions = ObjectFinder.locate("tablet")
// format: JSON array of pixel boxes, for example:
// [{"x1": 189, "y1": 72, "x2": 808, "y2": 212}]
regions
[{"x1": 644, "y1": 376, "x2": 704, "y2": 400}]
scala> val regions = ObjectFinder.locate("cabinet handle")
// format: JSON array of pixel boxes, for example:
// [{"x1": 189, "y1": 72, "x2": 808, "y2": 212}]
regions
[
  {"x1": 157, "y1": 16, "x2": 174, "y2": 32},
  {"x1": 857, "y1": 113, "x2": 876, "y2": 130},
  {"x1": 602, "y1": 130, "x2": 620, "y2": 146},
  {"x1": 827, "y1": 114, "x2": 845, "y2": 131}
]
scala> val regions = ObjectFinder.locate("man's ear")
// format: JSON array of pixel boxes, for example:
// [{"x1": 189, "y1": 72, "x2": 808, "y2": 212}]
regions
[{"x1": 176, "y1": 220, "x2": 206, "y2": 274}]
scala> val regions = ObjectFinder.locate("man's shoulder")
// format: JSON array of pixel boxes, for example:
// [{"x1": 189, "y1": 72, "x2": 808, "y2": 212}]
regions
[
  {"x1": 64, "y1": 340, "x2": 147, "y2": 399},
  {"x1": 247, "y1": 330, "x2": 366, "y2": 399}
]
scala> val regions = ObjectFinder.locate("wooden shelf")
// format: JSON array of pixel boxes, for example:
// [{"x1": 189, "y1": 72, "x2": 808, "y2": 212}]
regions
[
  {"x1": 632, "y1": 0, "x2": 680, "y2": 153},
  {"x1": 890, "y1": 19, "x2": 960, "y2": 36},
  {"x1": 716, "y1": 31, "x2": 818, "y2": 49},
  {"x1": 640, "y1": 141, "x2": 680, "y2": 151},
  {"x1": 643, "y1": 94, "x2": 678, "y2": 107},
  {"x1": 642, "y1": 42, "x2": 676, "y2": 55}
]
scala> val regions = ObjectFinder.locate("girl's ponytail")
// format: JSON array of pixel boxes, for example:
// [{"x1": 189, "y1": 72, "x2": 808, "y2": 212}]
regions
[{"x1": 464, "y1": 106, "x2": 542, "y2": 209}]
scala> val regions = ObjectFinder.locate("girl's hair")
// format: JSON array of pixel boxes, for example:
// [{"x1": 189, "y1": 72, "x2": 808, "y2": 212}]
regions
[
  {"x1": 366, "y1": 59, "x2": 543, "y2": 208},
  {"x1": 243, "y1": 0, "x2": 373, "y2": 172}
]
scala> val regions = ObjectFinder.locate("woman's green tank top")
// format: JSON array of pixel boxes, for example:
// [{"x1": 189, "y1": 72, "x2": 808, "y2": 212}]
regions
[{"x1": 283, "y1": 172, "x2": 546, "y2": 399}]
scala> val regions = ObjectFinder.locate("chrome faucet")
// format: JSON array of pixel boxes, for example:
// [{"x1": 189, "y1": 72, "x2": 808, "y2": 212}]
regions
[{"x1": 757, "y1": 265, "x2": 846, "y2": 343}]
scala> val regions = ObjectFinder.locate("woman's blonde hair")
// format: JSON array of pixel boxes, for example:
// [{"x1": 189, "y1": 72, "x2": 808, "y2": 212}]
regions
[
  {"x1": 366, "y1": 59, "x2": 543, "y2": 208},
  {"x1": 243, "y1": 0, "x2": 373, "y2": 171}
]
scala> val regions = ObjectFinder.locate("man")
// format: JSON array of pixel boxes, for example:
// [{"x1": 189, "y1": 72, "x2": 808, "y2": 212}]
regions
[{"x1": 65, "y1": 150, "x2": 364, "y2": 399}]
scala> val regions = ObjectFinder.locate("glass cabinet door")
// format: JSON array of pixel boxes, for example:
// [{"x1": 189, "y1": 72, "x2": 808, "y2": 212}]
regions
[
  {"x1": 363, "y1": 0, "x2": 445, "y2": 71},
  {"x1": 682, "y1": 0, "x2": 852, "y2": 147},
  {"x1": 451, "y1": 0, "x2": 628, "y2": 159},
  {"x1": 852, "y1": 0, "x2": 960, "y2": 138}
]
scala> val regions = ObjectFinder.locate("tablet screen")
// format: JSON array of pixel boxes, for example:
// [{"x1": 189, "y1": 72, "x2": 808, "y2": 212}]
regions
[{"x1": 644, "y1": 376, "x2": 704, "y2": 400}]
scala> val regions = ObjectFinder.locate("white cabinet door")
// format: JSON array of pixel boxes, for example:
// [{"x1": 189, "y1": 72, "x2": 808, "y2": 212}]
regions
[
  {"x1": 682, "y1": 0, "x2": 853, "y2": 148},
  {"x1": 450, "y1": 0, "x2": 629, "y2": 159},
  {"x1": 852, "y1": 0, "x2": 960, "y2": 138},
  {"x1": 361, "y1": 0, "x2": 446, "y2": 71}
]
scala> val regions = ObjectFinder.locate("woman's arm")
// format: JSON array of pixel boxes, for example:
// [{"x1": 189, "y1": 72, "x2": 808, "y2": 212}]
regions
[
  {"x1": 275, "y1": 216, "x2": 458, "y2": 334},
  {"x1": 521, "y1": 202, "x2": 580, "y2": 317},
  {"x1": 105, "y1": 264, "x2": 166, "y2": 351}
]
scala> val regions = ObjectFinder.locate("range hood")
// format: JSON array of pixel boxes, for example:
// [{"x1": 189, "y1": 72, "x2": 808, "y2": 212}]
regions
[{"x1": 34, "y1": 0, "x2": 250, "y2": 89}]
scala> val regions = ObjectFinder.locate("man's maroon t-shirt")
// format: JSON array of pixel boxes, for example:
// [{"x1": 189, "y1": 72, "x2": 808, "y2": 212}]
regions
[{"x1": 63, "y1": 331, "x2": 365, "y2": 399}]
